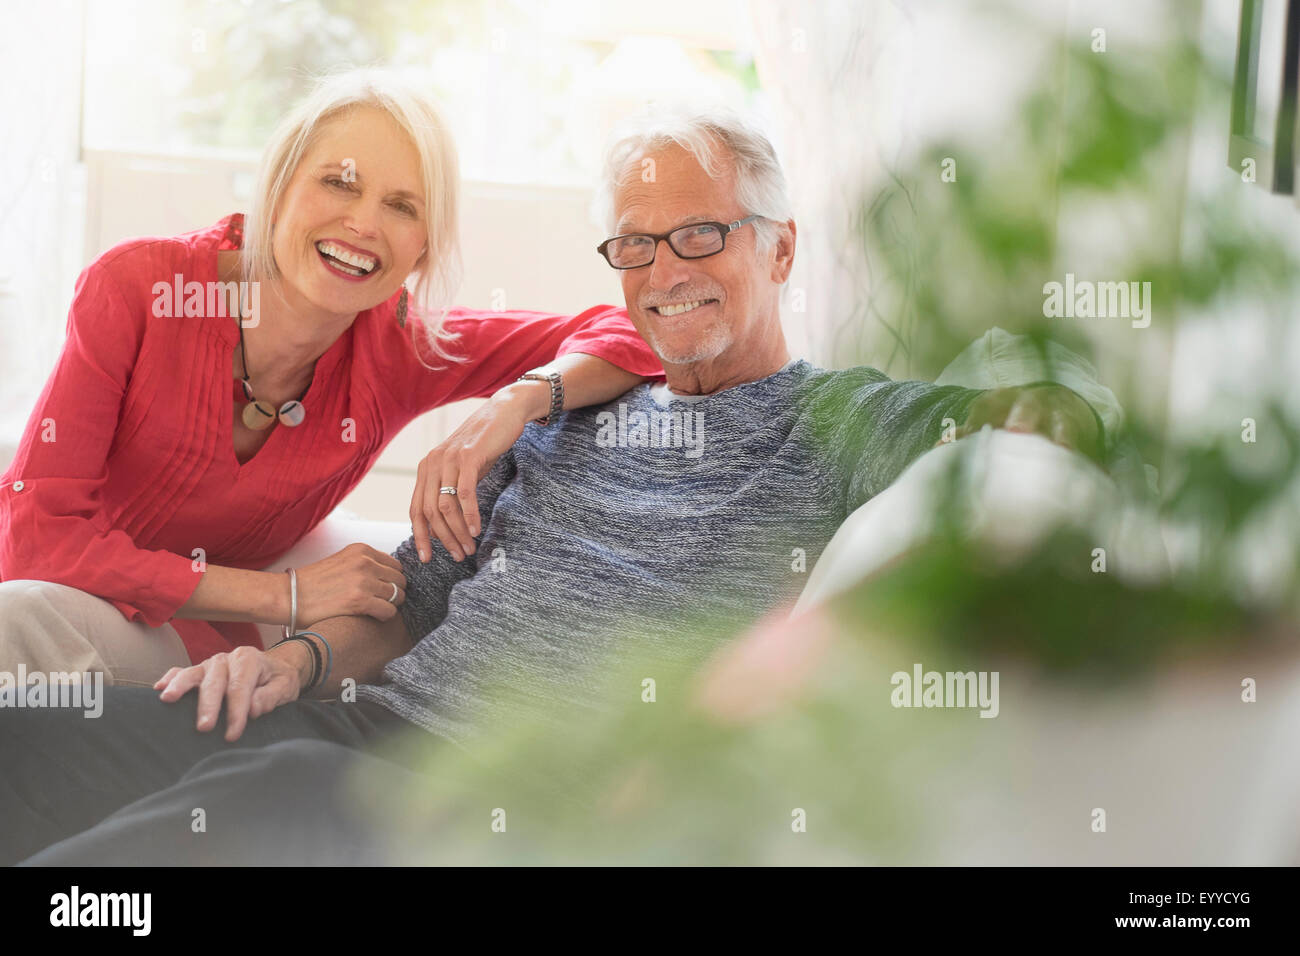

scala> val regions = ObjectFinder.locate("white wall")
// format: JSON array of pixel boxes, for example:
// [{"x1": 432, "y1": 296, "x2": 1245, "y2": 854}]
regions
[{"x1": 0, "y1": 1, "x2": 88, "y2": 469}]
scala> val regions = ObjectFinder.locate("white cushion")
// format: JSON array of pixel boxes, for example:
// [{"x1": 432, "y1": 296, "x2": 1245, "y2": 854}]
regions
[{"x1": 795, "y1": 427, "x2": 1167, "y2": 614}]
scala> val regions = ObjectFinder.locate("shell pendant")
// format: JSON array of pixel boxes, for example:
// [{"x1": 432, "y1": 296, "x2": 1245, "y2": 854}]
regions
[{"x1": 241, "y1": 399, "x2": 278, "y2": 430}]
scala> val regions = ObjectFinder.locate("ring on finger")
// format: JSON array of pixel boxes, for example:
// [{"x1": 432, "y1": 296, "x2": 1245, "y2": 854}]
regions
[
  {"x1": 387, "y1": 581, "x2": 399, "y2": 604},
  {"x1": 438, "y1": 486, "x2": 458, "y2": 496}
]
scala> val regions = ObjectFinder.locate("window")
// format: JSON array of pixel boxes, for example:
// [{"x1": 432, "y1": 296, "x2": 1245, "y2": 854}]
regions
[{"x1": 83, "y1": 0, "x2": 763, "y2": 186}]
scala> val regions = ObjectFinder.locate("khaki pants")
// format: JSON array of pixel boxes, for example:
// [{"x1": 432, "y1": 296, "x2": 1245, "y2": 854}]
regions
[
  {"x1": 0, "y1": 580, "x2": 191, "y2": 687},
  {"x1": 0, "y1": 515, "x2": 408, "y2": 689}
]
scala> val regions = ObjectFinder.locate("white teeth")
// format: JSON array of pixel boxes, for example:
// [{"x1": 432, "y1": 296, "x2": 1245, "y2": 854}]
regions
[
  {"x1": 657, "y1": 300, "x2": 713, "y2": 317},
  {"x1": 316, "y1": 241, "x2": 377, "y2": 273}
]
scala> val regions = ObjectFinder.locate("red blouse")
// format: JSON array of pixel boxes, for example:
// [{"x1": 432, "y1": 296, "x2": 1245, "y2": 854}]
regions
[{"x1": 0, "y1": 214, "x2": 662, "y2": 663}]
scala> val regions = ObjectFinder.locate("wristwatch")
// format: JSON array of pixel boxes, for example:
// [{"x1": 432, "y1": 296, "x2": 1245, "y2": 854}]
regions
[{"x1": 516, "y1": 369, "x2": 564, "y2": 426}]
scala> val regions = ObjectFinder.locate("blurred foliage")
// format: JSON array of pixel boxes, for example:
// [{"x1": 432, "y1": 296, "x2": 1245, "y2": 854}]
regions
[
  {"x1": 362, "y1": 618, "x2": 932, "y2": 865},
  {"x1": 706, "y1": 48, "x2": 761, "y2": 93},
  {"x1": 853, "y1": 8, "x2": 1298, "y2": 368},
  {"x1": 852, "y1": 0, "x2": 1300, "y2": 612},
  {"x1": 351, "y1": 513, "x2": 1296, "y2": 865},
  {"x1": 837, "y1": 526, "x2": 1266, "y2": 677}
]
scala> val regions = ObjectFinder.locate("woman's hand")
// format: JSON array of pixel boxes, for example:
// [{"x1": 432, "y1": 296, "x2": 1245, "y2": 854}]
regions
[
  {"x1": 293, "y1": 543, "x2": 407, "y2": 626},
  {"x1": 153, "y1": 645, "x2": 305, "y2": 743},
  {"x1": 410, "y1": 380, "x2": 549, "y2": 563}
]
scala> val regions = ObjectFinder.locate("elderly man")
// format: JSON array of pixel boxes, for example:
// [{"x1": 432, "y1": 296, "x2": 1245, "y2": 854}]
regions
[{"x1": 0, "y1": 108, "x2": 1104, "y2": 865}]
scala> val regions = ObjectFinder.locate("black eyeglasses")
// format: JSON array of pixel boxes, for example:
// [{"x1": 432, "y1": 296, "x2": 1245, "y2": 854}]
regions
[{"x1": 597, "y1": 215, "x2": 764, "y2": 269}]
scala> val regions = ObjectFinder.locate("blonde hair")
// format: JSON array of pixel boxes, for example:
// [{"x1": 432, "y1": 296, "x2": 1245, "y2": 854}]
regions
[{"x1": 242, "y1": 67, "x2": 464, "y2": 365}]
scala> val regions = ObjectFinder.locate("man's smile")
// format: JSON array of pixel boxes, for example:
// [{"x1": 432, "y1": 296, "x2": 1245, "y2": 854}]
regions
[{"x1": 649, "y1": 298, "x2": 720, "y2": 317}]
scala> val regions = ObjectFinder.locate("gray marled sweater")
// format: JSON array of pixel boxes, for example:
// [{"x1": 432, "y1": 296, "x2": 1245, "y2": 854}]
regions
[{"x1": 358, "y1": 360, "x2": 982, "y2": 743}]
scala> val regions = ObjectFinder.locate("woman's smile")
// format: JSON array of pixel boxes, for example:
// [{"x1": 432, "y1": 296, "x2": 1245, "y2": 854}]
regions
[{"x1": 314, "y1": 238, "x2": 382, "y2": 282}]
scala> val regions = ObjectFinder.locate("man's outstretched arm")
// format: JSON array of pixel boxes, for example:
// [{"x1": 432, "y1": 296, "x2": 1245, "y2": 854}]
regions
[
  {"x1": 287, "y1": 610, "x2": 414, "y2": 700},
  {"x1": 818, "y1": 373, "x2": 1106, "y2": 514}
]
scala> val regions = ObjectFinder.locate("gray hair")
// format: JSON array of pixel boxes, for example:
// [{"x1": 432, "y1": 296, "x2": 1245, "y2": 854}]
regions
[{"x1": 594, "y1": 104, "x2": 792, "y2": 251}]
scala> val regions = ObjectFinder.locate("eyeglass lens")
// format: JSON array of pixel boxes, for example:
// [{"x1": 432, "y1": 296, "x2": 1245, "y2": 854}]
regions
[{"x1": 606, "y1": 223, "x2": 725, "y2": 267}]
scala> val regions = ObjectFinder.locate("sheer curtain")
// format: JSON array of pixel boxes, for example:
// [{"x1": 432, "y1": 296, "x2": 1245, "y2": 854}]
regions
[
  {"x1": 749, "y1": 0, "x2": 1073, "y2": 377},
  {"x1": 0, "y1": 1, "x2": 87, "y2": 464},
  {"x1": 750, "y1": 0, "x2": 921, "y2": 374}
]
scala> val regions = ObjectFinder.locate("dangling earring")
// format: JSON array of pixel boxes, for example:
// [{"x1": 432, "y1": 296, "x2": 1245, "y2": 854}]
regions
[{"x1": 396, "y1": 287, "x2": 408, "y2": 328}]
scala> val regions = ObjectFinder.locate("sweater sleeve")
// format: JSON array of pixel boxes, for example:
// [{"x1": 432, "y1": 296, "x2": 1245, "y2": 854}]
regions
[
  {"x1": 392, "y1": 304, "x2": 664, "y2": 414},
  {"x1": 804, "y1": 369, "x2": 985, "y2": 514},
  {"x1": 391, "y1": 449, "x2": 519, "y2": 644},
  {"x1": 0, "y1": 258, "x2": 201, "y2": 627}
]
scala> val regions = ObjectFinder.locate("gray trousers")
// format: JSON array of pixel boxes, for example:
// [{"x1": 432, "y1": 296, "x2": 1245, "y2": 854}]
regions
[{"x1": 0, "y1": 686, "x2": 437, "y2": 866}]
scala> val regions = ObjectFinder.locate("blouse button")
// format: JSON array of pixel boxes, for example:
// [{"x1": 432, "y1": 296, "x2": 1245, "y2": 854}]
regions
[{"x1": 11, "y1": 480, "x2": 24, "y2": 492}]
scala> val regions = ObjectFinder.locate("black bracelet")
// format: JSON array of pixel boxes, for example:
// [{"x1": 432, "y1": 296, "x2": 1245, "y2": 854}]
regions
[
  {"x1": 297, "y1": 630, "x2": 333, "y2": 690},
  {"x1": 274, "y1": 635, "x2": 321, "y2": 691},
  {"x1": 301, "y1": 636, "x2": 323, "y2": 691}
]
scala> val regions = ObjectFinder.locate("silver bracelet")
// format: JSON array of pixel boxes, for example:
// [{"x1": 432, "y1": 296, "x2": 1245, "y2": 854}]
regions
[{"x1": 283, "y1": 567, "x2": 298, "y2": 640}]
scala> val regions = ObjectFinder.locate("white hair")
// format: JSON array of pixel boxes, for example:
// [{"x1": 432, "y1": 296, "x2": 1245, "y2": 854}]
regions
[{"x1": 594, "y1": 104, "x2": 793, "y2": 251}]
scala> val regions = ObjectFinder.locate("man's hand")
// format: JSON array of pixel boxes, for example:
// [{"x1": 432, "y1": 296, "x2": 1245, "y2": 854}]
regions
[
  {"x1": 947, "y1": 384, "x2": 1104, "y2": 463},
  {"x1": 152, "y1": 644, "x2": 308, "y2": 743}
]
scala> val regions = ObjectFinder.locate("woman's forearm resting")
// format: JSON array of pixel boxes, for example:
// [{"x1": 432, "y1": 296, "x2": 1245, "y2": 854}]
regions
[
  {"x1": 499, "y1": 352, "x2": 647, "y2": 421},
  {"x1": 175, "y1": 565, "x2": 286, "y2": 624}
]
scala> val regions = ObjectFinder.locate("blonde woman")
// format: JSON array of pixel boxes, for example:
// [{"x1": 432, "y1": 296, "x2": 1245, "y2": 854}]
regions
[{"x1": 0, "y1": 69, "x2": 660, "y2": 685}]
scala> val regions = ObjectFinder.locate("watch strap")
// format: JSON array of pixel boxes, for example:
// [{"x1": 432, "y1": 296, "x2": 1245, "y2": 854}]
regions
[{"x1": 516, "y1": 370, "x2": 564, "y2": 426}]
